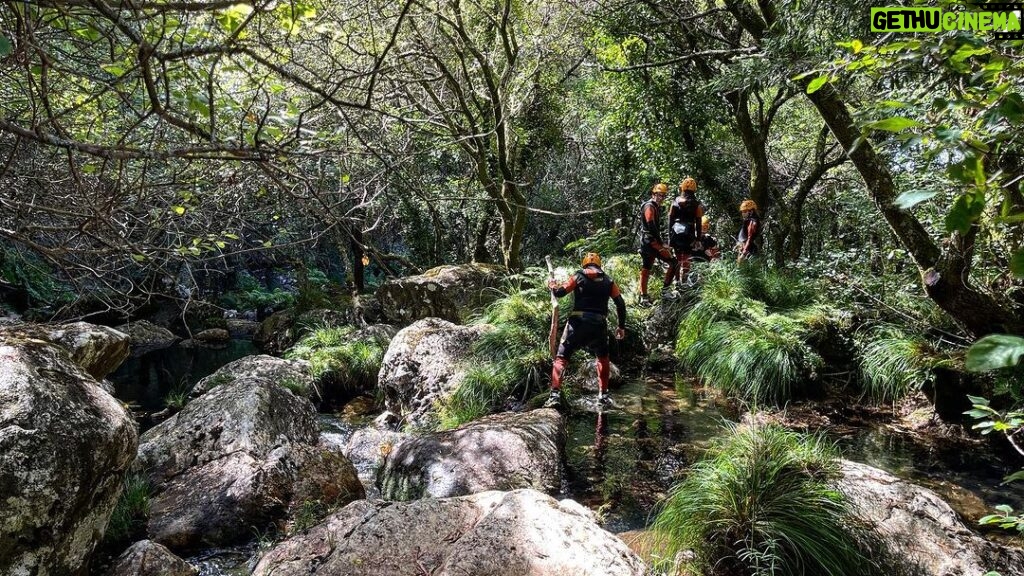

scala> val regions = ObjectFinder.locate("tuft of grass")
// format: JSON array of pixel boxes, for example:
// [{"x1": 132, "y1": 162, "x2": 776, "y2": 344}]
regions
[
  {"x1": 285, "y1": 325, "x2": 386, "y2": 402},
  {"x1": 675, "y1": 262, "x2": 839, "y2": 404},
  {"x1": 163, "y1": 381, "x2": 190, "y2": 410},
  {"x1": 104, "y1": 473, "x2": 151, "y2": 546},
  {"x1": 653, "y1": 423, "x2": 885, "y2": 576},
  {"x1": 856, "y1": 324, "x2": 950, "y2": 403}
]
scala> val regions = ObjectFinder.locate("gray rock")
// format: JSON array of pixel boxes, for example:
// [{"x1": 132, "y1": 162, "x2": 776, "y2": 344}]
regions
[
  {"x1": 193, "y1": 328, "x2": 229, "y2": 342},
  {"x1": 225, "y1": 318, "x2": 259, "y2": 338},
  {"x1": 341, "y1": 425, "x2": 410, "y2": 497},
  {"x1": 0, "y1": 321, "x2": 130, "y2": 380},
  {"x1": 379, "y1": 409, "x2": 564, "y2": 500},
  {"x1": 106, "y1": 540, "x2": 197, "y2": 576},
  {"x1": 189, "y1": 354, "x2": 315, "y2": 400},
  {"x1": 117, "y1": 320, "x2": 178, "y2": 355},
  {"x1": 136, "y1": 376, "x2": 363, "y2": 551},
  {"x1": 0, "y1": 335, "x2": 138, "y2": 576},
  {"x1": 375, "y1": 263, "x2": 506, "y2": 325},
  {"x1": 378, "y1": 318, "x2": 495, "y2": 429},
  {"x1": 838, "y1": 460, "x2": 1024, "y2": 576},
  {"x1": 252, "y1": 489, "x2": 647, "y2": 576}
]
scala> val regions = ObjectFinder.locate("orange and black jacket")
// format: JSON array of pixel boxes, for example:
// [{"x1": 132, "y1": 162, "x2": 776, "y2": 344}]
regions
[
  {"x1": 639, "y1": 199, "x2": 663, "y2": 246},
  {"x1": 552, "y1": 266, "x2": 627, "y2": 329}
]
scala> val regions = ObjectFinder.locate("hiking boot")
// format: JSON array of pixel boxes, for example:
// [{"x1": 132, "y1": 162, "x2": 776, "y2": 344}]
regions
[
  {"x1": 597, "y1": 393, "x2": 614, "y2": 408},
  {"x1": 638, "y1": 294, "x2": 653, "y2": 307},
  {"x1": 661, "y1": 289, "x2": 679, "y2": 301},
  {"x1": 543, "y1": 390, "x2": 562, "y2": 409}
]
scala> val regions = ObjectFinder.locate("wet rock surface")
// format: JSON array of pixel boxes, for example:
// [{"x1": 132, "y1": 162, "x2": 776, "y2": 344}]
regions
[
  {"x1": 838, "y1": 460, "x2": 1024, "y2": 576},
  {"x1": 118, "y1": 320, "x2": 179, "y2": 355}
]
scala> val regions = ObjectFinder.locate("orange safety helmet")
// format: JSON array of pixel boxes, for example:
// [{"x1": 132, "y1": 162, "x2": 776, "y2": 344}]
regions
[
  {"x1": 651, "y1": 183, "x2": 668, "y2": 196},
  {"x1": 680, "y1": 177, "x2": 697, "y2": 193},
  {"x1": 581, "y1": 252, "x2": 602, "y2": 268},
  {"x1": 740, "y1": 199, "x2": 758, "y2": 212},
  {"x1": 701, "y1": 215, "x2": 710, "y2": 233}
]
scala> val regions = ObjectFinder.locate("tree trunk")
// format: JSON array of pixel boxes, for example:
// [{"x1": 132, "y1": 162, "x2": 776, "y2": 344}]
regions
[
  {"x1": 472, "y1": 212, "x2": 491, "y2": 264},
  {"x1": 726, "y1": 90, "x2": 771, "y2": 217}
]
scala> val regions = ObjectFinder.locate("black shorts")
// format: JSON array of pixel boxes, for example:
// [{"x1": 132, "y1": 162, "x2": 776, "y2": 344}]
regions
[
  {"x1": 556, "y1": 313, "x2": 609, "y2": 359},
  {"x1": 639, "y1": 243, "x2": 675, "y2": 270}
]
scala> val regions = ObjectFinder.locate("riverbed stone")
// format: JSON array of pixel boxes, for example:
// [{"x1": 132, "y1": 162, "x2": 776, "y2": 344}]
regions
[
  {"x1": 136, "y1": 376, "x2": 363, "y2": 551},
  {"x1": 378, "y1": 409, "x2": 564, "y2": 500},
  {"x1": 838, "y1": 460, "x2": 1024, "y2": 576},
  {"x1": 193, "y1": 327, "x2": 229, "y2": 342},
  {"x1": 188, "y1": 354, "x2": 315, "y2": 400},
  {"x1": 117, "y1": 320, "x2": 178, "y2": 355},
  {"x1": 106, "y1": 540, "x2": 197, "y2": 576},
  {"x1": 0, "y1": 335, "x2": 138, "y2": 576},
  {"x1": 252, "y1": 489, "x2": 647, "y2": 576},
  {"x1": 225, "y1": 318, "x2": 259, "y2": 338},
  {"x1": 0, "y1": 321, "x2": 130, "y2": 379},
  {"x1": 375, "y1": 263, "x2": 506, "y2": 325},
  {"x1": 378, "y1": 317, "x2": 495, "y2": 429}
]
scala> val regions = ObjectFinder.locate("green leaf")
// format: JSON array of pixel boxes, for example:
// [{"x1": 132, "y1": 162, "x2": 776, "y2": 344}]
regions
[
  {"x1": 966, "y1": 334, "x2": 1024, "y2": 372},
  {"x1": 852, "y1": 39, "x2": 863, "y2": 54},
  {"x1": 341, "y1": 174, "x2": 351, "y2": 184},
  {"x1": 967, "y1": 395, "x2": 991, "y2": 407},
  {"x1": 1004, "y1": 470, "x2": 1024, "y2": 483},
  {"x1": 893, "y1": 189, "x2": 937, "y2": 210},
  {"x1": 945, "y1": 191, "x2": 985, "y2": 235},
  {"x1": 0, "y1": 33, "x2": 12, "y2": 57},
  {"x1": 172, "y1": 206, "x2": 186, "y2": 216},
  {"x1": 101, "y1": 63, "x2": 126, "y2": 77},
  {"x1": 131, "y1": 254, "x2": 146, "y2": 263},
  {"x1": 1011, "y1": 250, "x2": 1024, "y2": 278},
  {"x1": 865, "y1": 117, "x2": 922, "y2": 132},
  {"x1": 996, "y1": 504, "x2": 1015, "y2": 514},
  {"x1": 806, "y1": 75, "x2": 830, "y2": 94}
]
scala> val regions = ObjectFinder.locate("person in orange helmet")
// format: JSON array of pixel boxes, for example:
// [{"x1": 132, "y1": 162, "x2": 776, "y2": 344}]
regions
[
  {"x1": 668, "y1": 177, "x2": 704, "y2": 283},
  {"x1": 545, "y1": 252, "x2": 626, "y2": 408},
  {"x1": 736, "y1": 199, "x2": 762, "y2": 263},
  {"x1": 636, "y1": 183, "x2": 678, "y2": 305},
  {"x1": 691, "y1": 215, "x2": 721, "y2": 263}
]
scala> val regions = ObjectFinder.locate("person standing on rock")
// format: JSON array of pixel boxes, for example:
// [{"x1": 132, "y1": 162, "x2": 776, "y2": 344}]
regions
[
  {"x1": 637, "y1": 183, "x2": 678, "y2": 305},
  {"x1": 545, "y1": 252, "x2": 626, "y2": 408}
]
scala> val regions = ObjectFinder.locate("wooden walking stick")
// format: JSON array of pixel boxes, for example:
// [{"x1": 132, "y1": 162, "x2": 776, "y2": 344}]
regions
[{"x1": 545, "y1": 256, "x2": 559, "y2": 359}]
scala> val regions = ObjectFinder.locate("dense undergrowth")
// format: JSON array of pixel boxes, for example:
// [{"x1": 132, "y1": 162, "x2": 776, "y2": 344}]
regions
[{"x1": 284, "y1": 325, "x2": 388, "y2": 405}]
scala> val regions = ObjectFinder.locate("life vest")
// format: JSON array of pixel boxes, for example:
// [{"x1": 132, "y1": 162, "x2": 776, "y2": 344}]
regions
[
  {"x1": 669, "y1": 195, "x2": 702, "y2": 247},
  {"x1": 637, "y1": 199, "x2": 662, "y2": 246},
  {"x1": 571, "y1": 266, "x2": 615, "y2": 316},
  {"x1": 738, "y1": 214, "x2": 762, "y2": 252}
]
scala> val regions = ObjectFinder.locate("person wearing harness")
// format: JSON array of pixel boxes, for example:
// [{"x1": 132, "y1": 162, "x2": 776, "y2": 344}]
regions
[
  {"x1": 691, "y1": 215, "x2": 721, "y2": 263},
  {"x1": 736, "y1": 199, "x2": 762, "y2": 263},
  {"x1": 668, "y1": 177, "x2": 704, "y2": 283},
  {"x1": 545, "y1": 252, "x2": 627, "y2": 408},
  {"x1": 637, "y1": 183, "x2": 678, "y2": 305}
]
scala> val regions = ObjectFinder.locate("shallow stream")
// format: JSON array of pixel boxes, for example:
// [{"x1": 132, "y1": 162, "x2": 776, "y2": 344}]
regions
[{"x1": 108, "y1": 346, "x2": 1024, "y2": 573}]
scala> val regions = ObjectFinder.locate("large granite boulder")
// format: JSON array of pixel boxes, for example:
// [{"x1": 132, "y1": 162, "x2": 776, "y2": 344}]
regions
[
  {"x1": 105, "y1": 540, "x2": 197, "y2": 576},
  {"x1": 117, "y1": 320, "x2": 178, "y2": 355},
  {"x1": 0, "y1": 321, "x2": 130, "y2": 379},
  {"x1": 378, "y1": 318, "x2": 495, "y2": 429},
  {"x1": 188, "y1": 354, "x2": 316, "y2": 399},
  {"x1": 379, "y1": 409, "x2": 564, "y2": 500},
  {"x1": 375, "y1": 263, "x2": 506, "y2": 325},
  {"x1": 135, "y1": 376, "x2": 363, "y2": 551},
  {"x1": 0, "y1": 334, "x2": 138, "y2": 576},
  {"x1": 252, "y1": 489, "x2": 646, "y2": 576},
  {"x1": 838, "y1": 460, "x2": 1024, "y2": 576}
]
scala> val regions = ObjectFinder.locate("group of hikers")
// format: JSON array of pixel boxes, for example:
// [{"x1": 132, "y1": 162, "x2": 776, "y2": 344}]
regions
[
  {"x1": 637, "y1": 178, "x2": 761, "y2": 304},
  {"x1": 543, "y1": 177, "x2": 762, "y2": 408}
]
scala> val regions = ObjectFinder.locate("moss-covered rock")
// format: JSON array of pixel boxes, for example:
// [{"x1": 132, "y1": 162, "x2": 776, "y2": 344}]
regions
[
  {"x1": 0, "y1": 335, "x2": 138, "y2": 575},
  {"x1": 375, "y1": 263, "x2": 506, "y2": 325}
]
